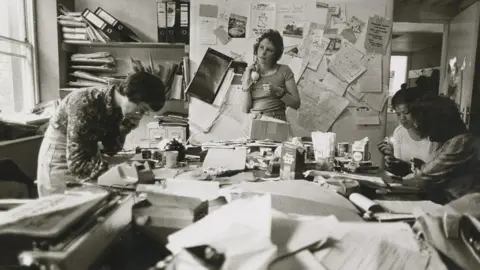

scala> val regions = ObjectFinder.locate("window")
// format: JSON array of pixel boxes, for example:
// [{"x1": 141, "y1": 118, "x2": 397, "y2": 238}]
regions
[
  {"x1": 0, "y1": 0, "x2": 38, "y2": 113},
  {"x1": 389, "y1": 55, "x2": 408, "y2": 96}
]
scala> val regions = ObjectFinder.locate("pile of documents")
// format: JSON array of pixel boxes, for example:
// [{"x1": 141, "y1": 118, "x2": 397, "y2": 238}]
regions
[
  {"x1": 162, "y1": 194, "x2": 446, "y2": 270},
  {"x1": 67, "y1": 52, "x2": 119, "y2": 88}
]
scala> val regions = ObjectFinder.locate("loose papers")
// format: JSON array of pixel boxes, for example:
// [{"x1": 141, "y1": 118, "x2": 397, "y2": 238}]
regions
[
  {"x1": 199, "y1": 4, "x2": 218, "y2": 45},
  {"x1": 296, "y1": 81, "x2": 349, "y2": 132},
  {"x1": 328, "y1": 43, "x2": 367, "y2": 84},
  {"x1": 365, "y1": 15, "x2": 393, "y2": 54}
]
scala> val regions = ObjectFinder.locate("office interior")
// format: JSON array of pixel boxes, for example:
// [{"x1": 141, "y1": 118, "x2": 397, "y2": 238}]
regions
[{"x1": 0, "y1": 0, "x2": 480, "y2": 269}]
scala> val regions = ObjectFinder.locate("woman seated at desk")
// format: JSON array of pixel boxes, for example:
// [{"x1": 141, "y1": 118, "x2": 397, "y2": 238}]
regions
[
  {"x1": 402, "y1": 95, "x2": 480, "y2": 204},
  {"x1": 241, "y1": 29, "x2": 301, "y2": 121},
  {"x1": 377, "y1": 87, "x2": 437, "y2": 176},
  {"x1": 37, "y1": 71, "x2": 166, "y2": 197}
]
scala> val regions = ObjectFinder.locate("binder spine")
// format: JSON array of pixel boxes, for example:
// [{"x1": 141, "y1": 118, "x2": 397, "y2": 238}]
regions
[
  {"x1": 166, "y1": 1, "x2": 176, "y2": 43},
  {"x1": 157, "y1": 2, "x2": 167, "y2": 42},
  {"x1": 178, "y1": 2, "x2": 189, "y2": 44},
  {"x1": 94, "y1": 7, "x2": 138, "y2": 41},
  {"x1": 82, "y1": 9, "x2": 122, "y2": 41}
]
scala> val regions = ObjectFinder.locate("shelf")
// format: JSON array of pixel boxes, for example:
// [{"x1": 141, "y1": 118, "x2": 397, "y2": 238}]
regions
[{"x1": 62, "y1": 41, "x2": 186, "y2": 51}]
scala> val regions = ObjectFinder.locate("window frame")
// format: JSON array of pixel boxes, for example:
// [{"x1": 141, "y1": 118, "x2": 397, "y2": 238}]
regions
[
  {"x1": 0, "y1": 0, "x2": 40, "y2": 112},
  {"x1": 389, "y1": 53, "x2": 409, "y2": 96}
]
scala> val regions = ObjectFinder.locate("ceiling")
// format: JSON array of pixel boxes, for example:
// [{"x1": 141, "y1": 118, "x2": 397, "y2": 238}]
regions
[
  {"x1": 394, "y1": 0, "x2": 477, "y2": 23},
  {"x1": 392, "y1": 32, "x2": 443, "y2": 52}
]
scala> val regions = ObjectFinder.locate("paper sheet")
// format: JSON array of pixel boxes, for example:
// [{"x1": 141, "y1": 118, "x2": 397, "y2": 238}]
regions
[
  {"x1": 296, "y1": 81, "x2": 349, "y2": 132},
  {"x1": 364, "y1": 89, "x2": 388, "y2": 112},
  {"x1": 278, "y1": 3, "x2": 306, "y2": 39},
  {"x1": 328, "y1": 43, "x2": 367, "y2": 83},
  {"x1": 358, "y1": 54, "x2": 382, "y2": 93},
  {"x1": 278, "y1": 54, "x2": 307, "y2": 83},
  {"x1": 320, "y1": 231, "x2": 430, "y2": 270},
  {"x1": 250, "y1": 2, "x2": 276, "y2": 38},
  {"x1": 354, "y1": 105, "x2": 380, "y2": 125},
  {"x1": 202, "y1": 147, "x2": 248, "y2": 171},
  {"x1": 188, "y1": 97, "x2": 221, "y2": 132},
  {"x1": 322, "y1": 72, "x2": 348, "y2": 96},
  {"x1": 165, "y1": 179, "x2": 220, "y2": 201},
  {"x1": 199, "y1": 17, "x2": 217, "y2": 45},
  {"x1": 365, "y1": 15, "x2": 393, "y2": 54},
  {"x1": 300, "y1": 23, "x2": 329, "y2": 70},
  {"x1": 313, "y1": 1, "x2": 329, "y2": 26}
]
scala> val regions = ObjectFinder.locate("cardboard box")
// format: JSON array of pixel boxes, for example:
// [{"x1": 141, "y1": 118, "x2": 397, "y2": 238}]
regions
[
  {"x1": 280, "y1": 143, "x2": 305, "y2": 180},
  {"x1": 248, "y1": 118, "x2": 290, "y2": 142}
]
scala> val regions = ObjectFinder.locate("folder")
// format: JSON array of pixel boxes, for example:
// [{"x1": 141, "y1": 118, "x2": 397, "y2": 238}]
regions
[
  {"x1": 166, "y1": 1, "x2": 177, "y2": 42},
  {"x1": 177, "y1": 1, "x2": 190, "y2": 44},
  {"x1": 157, "y1": 2, "x2": 167, "y2": 42},
  {"x1": 94, "y1": 7, "x2": 141, "y2": 42},
  {"x1": 82, "y1": 9, "x2": 122, "y2": 41}
]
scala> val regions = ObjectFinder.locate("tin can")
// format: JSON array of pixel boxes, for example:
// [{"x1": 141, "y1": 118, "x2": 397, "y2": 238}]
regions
[{"x1": 337, "y1": 142, "x2": 350, "y2": 157}]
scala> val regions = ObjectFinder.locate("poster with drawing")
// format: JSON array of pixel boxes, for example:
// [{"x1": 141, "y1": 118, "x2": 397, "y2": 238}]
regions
[
  {"x1": 250, "y1": 2, "x2": 276, "y2": 38},
  {"x1": 278, "y1": 3, "x2": 306, "y2": 39}
]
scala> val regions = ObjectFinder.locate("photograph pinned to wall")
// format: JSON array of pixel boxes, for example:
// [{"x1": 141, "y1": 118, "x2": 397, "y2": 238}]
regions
[
  {"x1": 228, "y1": 14, "x2": 247, "y2": 38},
  {"x1": 250, "y1": 2, "x2": 276, "y2": 38},
  {"x1": 213, "y1": 7, "x2": 231, "y2": 44},
  {"x1": 282, "y1": 20, "x2": 305, "y2": 39},
  {"x1": 329, "y1": 4, "x2": 347, "y2": 28}
]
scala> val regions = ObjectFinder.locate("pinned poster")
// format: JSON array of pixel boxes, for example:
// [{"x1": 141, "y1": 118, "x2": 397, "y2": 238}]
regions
[
  {"x1": 364, "y1": 15, "x2": 392, "y2": 54},
  {"x1": 250, "y1": 2, "x2": 276, "y2": 38}
]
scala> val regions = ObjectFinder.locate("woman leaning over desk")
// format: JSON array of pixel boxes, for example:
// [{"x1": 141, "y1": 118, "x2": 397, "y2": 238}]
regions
[
  {"x1": 241, "y1": 29, "x2": 301, "y2": 121},
  {"x1": 402, "y1": 95, "x2": 480, "y2": 204},
  {"x1": 37, "y1": 71, "x2": 166, "y2": 197}
]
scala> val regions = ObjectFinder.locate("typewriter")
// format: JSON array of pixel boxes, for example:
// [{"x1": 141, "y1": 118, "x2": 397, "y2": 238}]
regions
[{"x1": 0, "y1": 186, "x2": 134, "y2": 270}]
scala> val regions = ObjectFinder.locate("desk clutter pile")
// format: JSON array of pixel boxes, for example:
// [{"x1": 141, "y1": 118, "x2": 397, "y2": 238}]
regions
[{"x1": 1, "y1": 131, "x2": 479, "y2": 269}]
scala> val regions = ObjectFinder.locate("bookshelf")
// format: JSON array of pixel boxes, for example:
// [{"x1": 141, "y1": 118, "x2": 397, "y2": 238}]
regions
[{"x1": 61, "y1": 41, "x2": 187, "y2": 52}]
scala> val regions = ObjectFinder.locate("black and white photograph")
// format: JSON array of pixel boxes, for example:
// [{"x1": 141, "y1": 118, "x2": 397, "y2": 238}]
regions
[
  {"x1": 282, "y1": 20, "x2": 304, "y2": 38},
  {"x1": 227, "y1": 13, "x2": 247, "y2": 38}
]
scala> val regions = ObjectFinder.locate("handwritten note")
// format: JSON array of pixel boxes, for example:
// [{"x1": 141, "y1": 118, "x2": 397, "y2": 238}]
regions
[
  {"x1": 365, "y1": 15, "x2": 393, "y2": 54},
  {"x1": 250, "y1": 2, "x2": 276, "y2": 37},
  {"x1": 300, "y1": 23, "x2": 329, "y2": 70},
  {"x1": 296, "y1": 81, "x2": 349, "y2": 132},
  {"x1": 321, "y1": 231, "x2": 430, "y2": 270},
  {"x1": 328, "y1": 43, "x2": 366, "y2": 83}
]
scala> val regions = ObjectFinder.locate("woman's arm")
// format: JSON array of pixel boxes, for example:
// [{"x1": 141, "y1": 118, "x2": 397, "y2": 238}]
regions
[
  {"x1": 403, "y1": 134, "x2": 475, "y2": 188},
  {"x1": 101, "y1": 117, "x2": 139, "y2": 156},
  {"x1": 241, "y1": 65, "x2": 254, "y2": 113}
]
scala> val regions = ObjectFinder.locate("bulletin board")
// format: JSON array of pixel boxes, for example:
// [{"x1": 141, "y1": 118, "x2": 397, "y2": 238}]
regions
[{"x1": 187, "y1": 0, "x2": 394, "y2": 165}]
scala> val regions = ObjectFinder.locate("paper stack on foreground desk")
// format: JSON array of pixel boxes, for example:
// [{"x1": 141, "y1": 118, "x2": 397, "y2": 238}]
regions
[{"x1": 164, "y1": 194, "x2": 446, "y2": 270}]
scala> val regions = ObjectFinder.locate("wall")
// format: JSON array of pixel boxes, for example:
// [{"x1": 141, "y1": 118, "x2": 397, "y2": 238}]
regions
[{"x1": 409, "y1": 45, "x2": 442, "y2": 70}]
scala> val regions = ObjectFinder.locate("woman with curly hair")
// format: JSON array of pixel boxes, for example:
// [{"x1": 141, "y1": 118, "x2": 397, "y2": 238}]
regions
[
  {"x1": 403, "y1": 95, "x2": 480, "y2": 204},
  {"x1": 37, "y1": 71, "x2": 166, "y2": 196},
  {"x1": 241, "y1": 29, "x2": 300, "y2": 121}
]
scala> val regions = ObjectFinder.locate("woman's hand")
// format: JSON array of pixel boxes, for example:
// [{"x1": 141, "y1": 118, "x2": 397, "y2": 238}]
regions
[
  {"x1": 384, "y1": 156, "x2": 411, "y2": 177},
  {"x1": 263, "y1": 83, "x2": 285, "y2": 96},
  {"x1": 120, "y1": 112, "x2": 143, "y2": 133},
  {"x1": 377, "y1": 141, "x2": 393, "y2": 156}
]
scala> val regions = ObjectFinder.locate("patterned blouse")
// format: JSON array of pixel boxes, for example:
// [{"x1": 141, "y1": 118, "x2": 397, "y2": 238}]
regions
[
  {"x1": 50, "y1": 85, "x2": 136, "y2": 180},
  {"x1": 405, "y1": 133, "x2": 480, "y2": 203}
]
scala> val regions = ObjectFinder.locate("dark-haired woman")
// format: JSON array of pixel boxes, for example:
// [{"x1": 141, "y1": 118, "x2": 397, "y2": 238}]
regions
[
  {"x1": 377, "y1": 87, "x2": 437, "y2": 176},
  {"x1": 241, "y1": 29, "x2": 300, "y2": 121},
  {"x1": 403, "y1": 95, "x2": 480, "y2": 204},
  {"x1": 37, "y1": 71, "x2": 166, "y2": 196}
]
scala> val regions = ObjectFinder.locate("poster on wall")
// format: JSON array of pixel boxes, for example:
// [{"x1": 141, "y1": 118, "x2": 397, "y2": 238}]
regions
[
  {"x1": 228, "y1": 14, "x2": 247, "y2": 38},
  {"x1": 250, "y1": 2, "x2": 276, "y2": 38}
]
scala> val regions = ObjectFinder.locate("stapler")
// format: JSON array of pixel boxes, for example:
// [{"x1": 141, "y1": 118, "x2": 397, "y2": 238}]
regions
[{"x1": 98, "y1": 161, "x2": 155, "y2": 188}]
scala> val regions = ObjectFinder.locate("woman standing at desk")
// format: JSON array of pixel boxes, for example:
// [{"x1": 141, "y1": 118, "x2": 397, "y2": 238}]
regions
[
  {"x1": 403, "y1": 95, "x2": 480, "y2": 204},
  {"x1": 241, "y1": 29, "x2": 301, "y2": 121},
  {"x1": 37, "y1": 71, "x2": 166, "y2": 196}
]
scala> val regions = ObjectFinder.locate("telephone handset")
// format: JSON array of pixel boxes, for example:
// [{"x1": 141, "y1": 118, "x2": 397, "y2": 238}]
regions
[{"x1": 251, "y1": 59, "x2": 260, "y2": 82}]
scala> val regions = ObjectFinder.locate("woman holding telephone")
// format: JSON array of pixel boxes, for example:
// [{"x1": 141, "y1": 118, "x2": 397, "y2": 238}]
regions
[
  {"x1": 36, "y1": 71, "x2": 166, "y2": 196},
  {"x1": 241, "y1": 29, "x2": 301, "y2": 121}
]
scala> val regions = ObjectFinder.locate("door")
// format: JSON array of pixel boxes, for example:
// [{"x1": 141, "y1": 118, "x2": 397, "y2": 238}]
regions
[{"x1": 443, "y1": 2, "x2": 480, "y2": 133}]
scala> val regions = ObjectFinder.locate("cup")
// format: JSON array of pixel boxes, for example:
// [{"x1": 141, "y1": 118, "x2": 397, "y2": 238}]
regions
[{"x1": 164, "y1": 151, "x2": 178, "y2": 168}]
